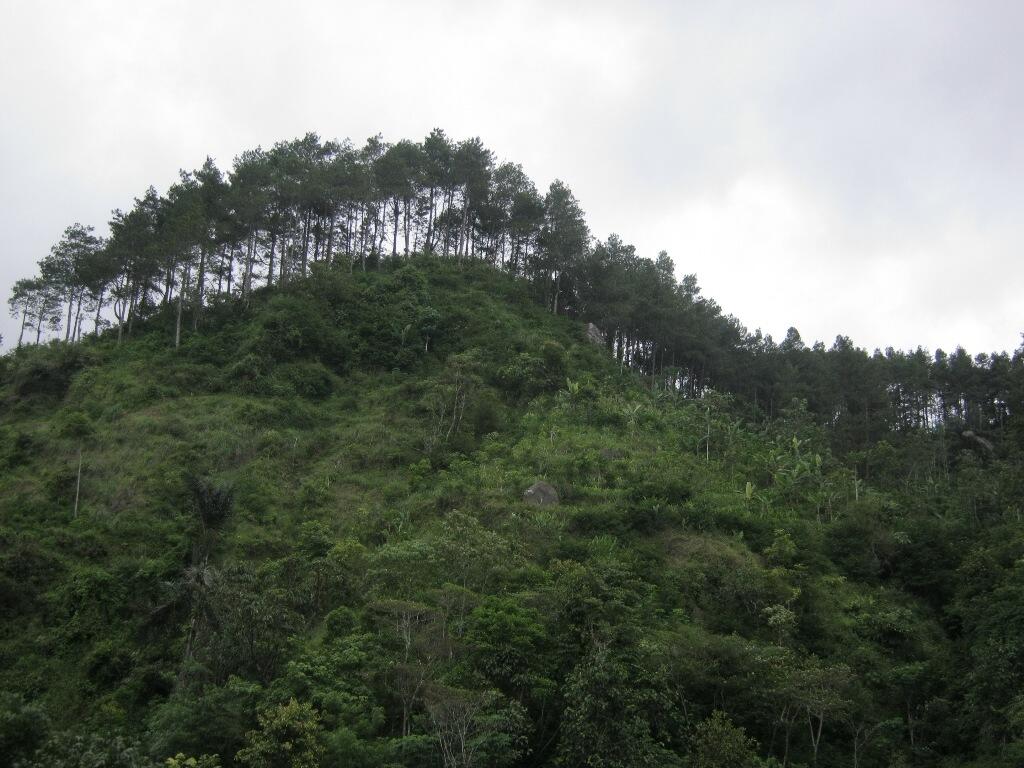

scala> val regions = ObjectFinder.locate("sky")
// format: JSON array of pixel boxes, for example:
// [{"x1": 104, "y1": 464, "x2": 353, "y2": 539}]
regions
[{"x1": 1, "y1": 0, "x2": 1021, "y2": 354}]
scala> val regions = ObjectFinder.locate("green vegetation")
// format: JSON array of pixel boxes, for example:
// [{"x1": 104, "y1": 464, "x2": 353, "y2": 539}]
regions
[{"x1": 3, "y1": 131, "x2": 1024, "y2": 767}]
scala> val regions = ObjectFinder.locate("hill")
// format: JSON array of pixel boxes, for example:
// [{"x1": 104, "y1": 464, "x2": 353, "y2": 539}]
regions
[{"x1": 2, "y1": 256, "x2": 1024, "y2": 768}]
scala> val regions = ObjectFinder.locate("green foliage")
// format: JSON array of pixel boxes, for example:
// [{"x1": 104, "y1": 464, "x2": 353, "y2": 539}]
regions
[
  {"x1": 235, "y1": 699, "x2": 323, "y2": 768},
  {"x1": 146, "y1": 678, "x2": 262, "y2": 762},
  {"x1": 495, "y1": 345, "x2": 566, "y2": 400},
  {"x1": 0, "y1": 254, "x2": 1021, "y2": 768},
  {"x1": 687, "y1": 711, "x2": 768, "y2": 768},
  {"x1": 0, "y1": 693, "x2": 50, "y2": 766},
  {"x1": 558, "y1": 645, "x2": 683, "y2": 768},
  {"x1": 4, "y1": 343, "x2": 93, "y2": 399},
  {"x1": 53, "y1": 409, "x2": 95, "y2": 439},
  {"x1": 424, "y1": 685, "x2": 529, "y2": 768},
  {"x1": 18, "y1": 733, "x2": 158, "y2": 768},
  {"x1": 164, "y1": 754, "x2": 221, "y2": 768},
  {"x1": 466, "y1": 597, "x2": 554, "y2": 700}
]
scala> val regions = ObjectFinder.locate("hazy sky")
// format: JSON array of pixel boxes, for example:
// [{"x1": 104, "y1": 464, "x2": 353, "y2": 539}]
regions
[{"x1": 1, "y1": 0, "x2": 1021, "y2": 354}]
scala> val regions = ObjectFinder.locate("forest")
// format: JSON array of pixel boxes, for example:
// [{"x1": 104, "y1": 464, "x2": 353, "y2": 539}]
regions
[{"x1": 2, "y1": 130, "x2": 1024, "y2": 767}]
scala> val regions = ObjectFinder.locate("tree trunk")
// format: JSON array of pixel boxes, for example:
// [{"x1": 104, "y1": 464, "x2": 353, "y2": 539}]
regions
[
  {"x1": 377, "y1": 203, "x2": 388, "y2": 256},
  {"x1": 300, "y1": 211, "x2": 311, "y2": 275},
  {"x1": 223, "y1": 247, "x2": 233, "y2": 296},
  {"x1": 442, "y1": 189, "x2": 452, "y2": 256},
  {"x1": 163, "y1": 264, "x2": 173, "y2": 304},
  {"x1": 93, "y1": 290, "x2": 104, "y2": 336},
  {"x1": 426, "y1": 186, "x2": 435, "y2": 252},
  {"x1": 71, "y1": 293, "x2": 84, "y2": 343},
  {"x1": 127, "y1": 281, "x2": 139, "y2": 339},
  {"x1": 242, "y1": 232, "x2": 255, "y2": 301},
  {"x1": 73, "y1": 446, "x2": 83, "y2": 518},
  {"x1": 807, "y1": 710, "x2": 824, "y2": 766},
  {"x1": 175, "y1": 265, "x2": 189, "y2": 348},
  {"x1": 403, "y1": 197, "x2": 411, "y2": 256},
  {"x1": 64, "y1": 294, "x2": 75, "y2": 342},
  {"x1": 193, "y1": 247, "x2": 207, "y2": 331},
  {"x1": 392, "y1": 197, "x2": 399, "y2": 256},
  {"x1": 325, "y1": 214, "x2": 335, "y2": 265},
  {"x1": 268, "y1": 231, "x2": 276, "y2": 288}
]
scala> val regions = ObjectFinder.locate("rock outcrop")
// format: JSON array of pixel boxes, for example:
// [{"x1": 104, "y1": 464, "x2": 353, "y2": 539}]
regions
[{"x1": 523, "y1": 481, "x2": 559, "y2": 506}]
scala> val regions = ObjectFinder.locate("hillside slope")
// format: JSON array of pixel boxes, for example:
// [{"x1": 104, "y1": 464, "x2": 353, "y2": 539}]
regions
[{"x1": 1, "y1": 258, "x2": 1020, "y2": 768}]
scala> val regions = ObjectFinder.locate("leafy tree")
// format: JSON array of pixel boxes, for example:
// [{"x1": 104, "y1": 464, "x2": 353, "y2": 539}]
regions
[
  {"x1": 425, "y1": 685, "x2": 527, "y2": 768},
  {"x1": 235, "y1": 699, "x2": 323, "y2": 768},
  {"x1": 558, "y1": 645, "x2": 682, "y2": 767},
  {"x1": 687, "y1": 711, "x2": 767, "y2": 768},
  {"x1": 535, "y1": 180, "x2": 588, "y2": 314}
]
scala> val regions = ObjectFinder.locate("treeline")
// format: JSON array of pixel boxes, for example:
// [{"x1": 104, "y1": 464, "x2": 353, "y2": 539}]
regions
[{"x1": 7, "y1": 129, "x2": 1023, "y2": 453}]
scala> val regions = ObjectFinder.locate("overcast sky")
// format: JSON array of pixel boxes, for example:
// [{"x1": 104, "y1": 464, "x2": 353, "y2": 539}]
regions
[{"x1": 1, "y1": 0, "x2": 1021, "y2": 354}]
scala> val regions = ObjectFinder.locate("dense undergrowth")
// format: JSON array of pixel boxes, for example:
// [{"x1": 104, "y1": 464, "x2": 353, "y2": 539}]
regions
[{"x1": 1, "y1": 258, "x2": 1023, "y2": 768}]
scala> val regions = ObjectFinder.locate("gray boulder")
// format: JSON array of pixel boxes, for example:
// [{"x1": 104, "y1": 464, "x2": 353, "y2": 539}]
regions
[
  {"x1": 523, "y1": 481, "x2": 559, "y2": 506},
  {"x1": 585, "y1": 322, "x2": 605, "y2": 346}
]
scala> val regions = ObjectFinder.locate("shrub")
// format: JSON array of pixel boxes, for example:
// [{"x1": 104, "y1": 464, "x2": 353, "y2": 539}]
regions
[
  {"x1": 247, "y1": 295, "x2": 349, "y2": 373},
  {"x1": 0, "y1": 692, "x2": 50, "y2": 765},
  {"x1": 5, "y1": 344, "x2": 92, "y2": 399}
]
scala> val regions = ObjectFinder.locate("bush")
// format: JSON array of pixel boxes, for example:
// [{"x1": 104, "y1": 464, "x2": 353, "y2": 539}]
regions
[
  {"x1": 20, "y1": 732, "x2": 158, "y2": 768},
  {"x1": 5, "y1": 344, "x2": 92, "y2": 399},
  {"x1": 0, "y1": 426, "x2": 35, "y2": 469},
  {"x1": 687, "y1": 711, "x2": 769, "y2": 768},
  {"x1": 271, "y1": 362, "x2": 335, "y2": 400},
  {"x1": 235, "y1": 699, "x2": 323, "y2": 768},
  {"x1": 247, "y1": 295, "x2": 349, "y2": 373},
  {"x1": 0, "y1": 692, "x2": 50, "y2": 765},
  {"x1": 53, "y1": 410, "x2": 94, "y2": 439},
  {"x1": 84, "y1": 638, "x2": 135, "y2": 689}
]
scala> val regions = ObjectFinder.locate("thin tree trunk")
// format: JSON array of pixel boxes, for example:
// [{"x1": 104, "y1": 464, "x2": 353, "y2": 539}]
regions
[
  {"x1": 73, "y1": 446, "x2": 83, "y2": 518},
  {"x1": 193, "y1": 247, "x2": 207, "y2": 331},
  {"x1": 370, "y1": 204, "x2": 378, "y2": 256},
  {"x1": 267, "y1": 231, "x2": 277, "y2": 287},
  {"x1": 392, "y1": 197, "x2": 399, "y2": 256},
  {"x1": 163, "y1": 265, "x2": 173, "y2": 304},
  {"x1": 226, "y1": 246, "x2": 235, "y2": 295},
  {"x1": 175, "y1": 265, "x2": 189, "y2": 349},
  {"x1": 300, "y1": 211, "x2": 310, "y2": 275},
  {"x1": 807, "y1": 711, "x2": 824, "y2": 767},
  {"x1": 64, "y1": 295, "x2": 75, "y2": 342},
  {"x1": 127, "y1": 281, "x2": 138, "y2": 339},
  {"x1": 325, "y1": 215, "x2": 335, "y2": 265},
  {"x1": 426, "y1": 186, "x2": 435, "y2": 251},
  {"x1": 377, "y1": 203, "x2": 388, "y2": 256},
  {"x1": 242, "y1": 233, "x2": 255, "y2": 301},
  {"x1": 93, "y1": 291, "x2": 104, "y2": 336},
  {"x1": 70, "y1": 293, "x2": 84, "y2": 342},
  {"x1": 442, "y1": 189, "x2": 452, "y2": 256}
]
